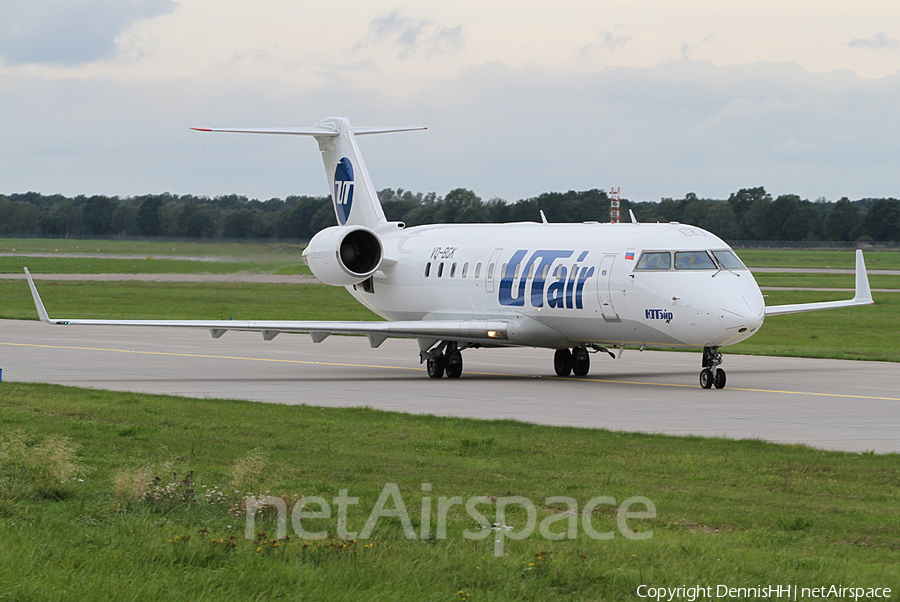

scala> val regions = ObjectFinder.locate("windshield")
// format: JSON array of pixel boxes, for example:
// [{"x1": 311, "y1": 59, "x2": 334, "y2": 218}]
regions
[
  {"x1": 674, "y1": 251, "x2": 716, "y2": 270},
  {"x1": 712, "y1": 249, "x2": 747, "y2": 270},
  {"x1": 635, "y1": 251, "x2": 671, "y2": 270}
]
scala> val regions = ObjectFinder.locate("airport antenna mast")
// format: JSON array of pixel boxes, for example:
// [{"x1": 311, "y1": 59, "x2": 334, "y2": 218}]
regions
[{"x1": 610, "y1": 187, "x2": 621, "y2": 224}]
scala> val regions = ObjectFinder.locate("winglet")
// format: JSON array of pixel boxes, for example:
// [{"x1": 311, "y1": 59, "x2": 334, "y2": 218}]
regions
[
  {"x1": 764, "y1": 250, "x2": 875, "y2": 316},
  {"x1": 853, "y1": 249, "x2": 873, "y2": 305},
  {"x1": 24, "y1": 268, "x2": 51, "y2": 323}
]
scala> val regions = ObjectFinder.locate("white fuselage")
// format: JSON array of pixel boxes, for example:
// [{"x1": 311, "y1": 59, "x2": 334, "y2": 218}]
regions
[{"x1": 346, "y1": 221, "x2": 766, "y2": 350}]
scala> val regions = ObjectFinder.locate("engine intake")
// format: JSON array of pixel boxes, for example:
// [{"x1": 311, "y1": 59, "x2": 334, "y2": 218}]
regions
[{"x1": 303, "y1": 226, "x2": 383, "y2": 286}]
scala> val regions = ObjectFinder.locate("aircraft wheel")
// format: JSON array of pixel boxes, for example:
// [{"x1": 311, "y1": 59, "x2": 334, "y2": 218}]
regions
[
  {"x1": 714, "y1": 369, "x2": 726, "y2": 389},
  {"x1": 445, "y1": 351, "x2": 463, "y2": 379},
  {"x1": 572, "y1": 346, "x2": 590, "y2": 376},
  {"x1": 699, "y1": 368, "x2": 713, "y2": 389},
  {"x1": 554, "y1": 348, "x2": 573, "y2": 376},
  {"x1": 427, "y1": 356, "x2": 445, "y2": 378}
]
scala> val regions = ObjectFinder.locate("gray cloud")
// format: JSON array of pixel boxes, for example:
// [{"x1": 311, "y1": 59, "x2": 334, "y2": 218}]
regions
[
  {"x1": 0, "y1": 0, "x2": 177, "y2": 66},
  {"x1": 848, "y1": 32, "x2": 899, "y2": 50},
  {"x1": 2, "y1": 58, "x2": 899, "y2": 204},
  {"x1": 353, "y1": 10, "x2": 465, "y2": 58},
  {"x1": 579, "y1": 30, "x2": 632, "y2": 56}
]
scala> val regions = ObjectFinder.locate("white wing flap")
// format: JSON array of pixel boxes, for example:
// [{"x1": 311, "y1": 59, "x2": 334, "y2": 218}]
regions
[
  {"x1": 764, "y1": 250, "x2": 874, "y2": 316},
  {"x1": 24, "y1": 269, "x2": 508, "y2": 342}
]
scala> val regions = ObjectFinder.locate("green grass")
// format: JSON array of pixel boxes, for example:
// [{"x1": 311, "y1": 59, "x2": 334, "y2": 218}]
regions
[
  {"x1": 736, "y1": 249, "x2": 900, "y2": 270},
  {"x1": 0, "y1": 256, "x2": 312, "y2": 275},
  {"x1": 0, "y1": 382, "x2": 897, "y2": 600},
  {"x1": 0, "y1": 237, "x2": 307, "y2": 260},
  {"x1": 2, "y1": 281, "x2": 896, "y2": 361},
  {"x1": 730, "y1": 291, "x2": 899, "y2": 361},
  {"x1": 753, "y1": 273, "x2": 900, "y2": 289},
  {"x1": 0, "y1": 281, "x2": 378, "y2": 322}
]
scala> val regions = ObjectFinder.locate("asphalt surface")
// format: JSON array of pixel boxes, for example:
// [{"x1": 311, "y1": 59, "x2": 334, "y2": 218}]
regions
[{"x1": 2, "y1": 319, "x2": 898, "y2": 454}]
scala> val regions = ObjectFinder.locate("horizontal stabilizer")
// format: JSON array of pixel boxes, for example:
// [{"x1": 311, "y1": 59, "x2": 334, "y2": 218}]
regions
[
  {"x1": 765, "y1": 250, "x2": 874, "y2": 316},
  {"x1": 190, "y1": 125, "x2": 426, "y2": 137}
]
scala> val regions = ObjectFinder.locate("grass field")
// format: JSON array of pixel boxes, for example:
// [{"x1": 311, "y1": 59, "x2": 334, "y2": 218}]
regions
[
  {"x1": 0, "y1": 256, "x2": 312, "y2": 275},
  {"x1": 0, "y1": 281, "x2": 378, "y2": 322},
  {"x1": 2, "y1": 281, "x2": 896, "y2": 361},
  {"x1": 0, "y1": 238, "x2": 306, "y2": 260},
  {"x1": 753, "y1": 273, "x2": 900, "y2": 290},
  {"x1": 735, "y1": 249, "x2": 900, "y2": 270},
  {"x1": 2, "y1": 240, "x2": 899, "y2": 599},
  {"x1": 1, "y1": 383, "x2": 897, "y2": 601}
]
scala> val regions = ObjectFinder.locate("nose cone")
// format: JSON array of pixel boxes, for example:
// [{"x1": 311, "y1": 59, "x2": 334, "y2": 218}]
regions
[
  {"x1": 716, "y1": 272, "x2": 765, "y2": 345},
  {"x1": 681, "y1": 271, "x2": 765, "y2": 347}
]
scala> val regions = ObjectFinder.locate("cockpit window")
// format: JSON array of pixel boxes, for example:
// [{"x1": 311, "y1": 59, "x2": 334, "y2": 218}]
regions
[
  {"x1": 712, "y1": 249, "x2": 747, "y2": 270},
  {"x1": 674, "y1": 251, "x2": 716, "y2": 270},
  {"x1": 635, "y1": 251, "x2": 671, "y2": 270}
]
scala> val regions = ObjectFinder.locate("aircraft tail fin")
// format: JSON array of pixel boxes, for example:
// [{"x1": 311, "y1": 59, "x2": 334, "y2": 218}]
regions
[{"x1": 192, "y1": 118, "x2": 426, "y2": 230}]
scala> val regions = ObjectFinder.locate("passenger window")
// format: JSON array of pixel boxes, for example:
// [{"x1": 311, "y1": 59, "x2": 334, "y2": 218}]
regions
[
  {"x1": 450, "y1": 262, "x2": 457, "y2": 278},
  {"x1": 475, "y1": 263, "x2": 482, "y2": 279},
  {"x1": 487, "y1": 263, "x2": 493, "y2": 279},
  {"x1": 675, "y1": 251, "x2": 716, "y2": 270},
  {"x1": 501, "y1": 263, "x2": 508, "y2": 278},
  {"x1": 541, "y1": 264, "x2": 549, "y2": 279},
  {"x1": 527, "y1": 264, "x2": 534, "y2": 279},
  {"x1": 462, "y1": 262, "x2": 469, "y2": 278},
  {"x1": 712, "y1": 250, "x2": 746, "y2": 270},
  {"x1": 513, "y1": 264, "x2": 520, "y2": 279},
  {"x1": 438, "y1": 262, "x2": 444, "y2": 277},
  {"x1": 635, "y1": 252, "x2": 671, "y2": 270},
  {"x1": 425, "y1": 262, "x2": 431, "y2": 277}
]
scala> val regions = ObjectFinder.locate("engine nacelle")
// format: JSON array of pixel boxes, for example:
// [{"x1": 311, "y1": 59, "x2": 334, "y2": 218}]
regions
[{"x1": 303, "y1": 226, "x2": 384, "y2": 286}]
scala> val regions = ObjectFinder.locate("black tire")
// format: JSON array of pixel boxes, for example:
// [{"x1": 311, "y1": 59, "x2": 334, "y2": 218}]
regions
[
  {"x1": 700, "y1": 368, "x2": 713, "y2": 389},
  {"x1": 572, "y1": 346, "x2": 590, "y2": 376},
  {"x1": 445, "y1": 352, "x2": 463, "y2": 379},
  {"x1": 426, "y1": 356, "x2": 445, "y2": 379},
  {"x1": 714, "y1": 369, "x2": 726, "y2": 389},
  {"x1": 554, "y1": 348, "x2": 573, "y2": 376}
]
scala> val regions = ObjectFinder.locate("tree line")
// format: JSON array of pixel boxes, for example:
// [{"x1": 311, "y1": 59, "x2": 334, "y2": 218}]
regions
[{"x1": 1, "y1": 187, "x2": 898, "y2": 242}]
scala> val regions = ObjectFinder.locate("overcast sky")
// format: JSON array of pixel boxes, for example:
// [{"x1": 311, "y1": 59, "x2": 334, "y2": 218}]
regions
[{"x1": 2, "y1": 0, "x2": 899, "y2": 204}]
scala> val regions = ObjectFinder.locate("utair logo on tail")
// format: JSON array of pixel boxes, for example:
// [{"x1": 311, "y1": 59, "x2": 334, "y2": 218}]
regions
[
  {"x1": 499, "y1": 250, "x2": 594, "y2": 309},
  {"x1": 333, "y1": 157, "x2": 354, "y2": 225}
]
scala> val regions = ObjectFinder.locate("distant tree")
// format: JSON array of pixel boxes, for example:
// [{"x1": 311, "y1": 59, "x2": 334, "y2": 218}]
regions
[
  {"x1": 38, "y1": 200, "x2": 83, "y2": 237},
  {"x1": 434, "y1": 188, "x2": 485, "y2": 223},
  {"x1": 0, "y1": 197, "x2": 40, "y2": 234},
  {"x1": 111, "y1": 201, "x2": 138, "y2": 236},
  {"x1": 137, "y1": 197, "x2": 163, "y2": 236},
  {"x1": 863, "y1": 199, "x2": 900, "y2": 241},
  {"x1": 82, "y1": 195, "x2": 118, "y2": 235},
  {"x1": 180, "y1": 204, "x2": 219, "y2": 238},
  {"x1": 727, "y1": 187, "x2": 770, "y2": 238},
  {"x1": 704, "y1": 202, "x2": 736, "y2": 239},
  {"x1": 822, "y1": 198, "x2": 859, "y2": 241},
  {"x1": 222, "y1": 208, "x2": 257, "y2": 238}
]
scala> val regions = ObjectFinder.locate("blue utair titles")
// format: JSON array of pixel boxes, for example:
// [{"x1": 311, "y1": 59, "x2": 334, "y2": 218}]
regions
[{"x1": 499, "y1": 250, "x2": 594, "y2": 309}]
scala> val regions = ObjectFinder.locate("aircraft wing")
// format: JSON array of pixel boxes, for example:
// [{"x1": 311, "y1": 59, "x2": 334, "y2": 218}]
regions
[
  {"x1": 764, "y1": 250, "x2": 874, "y2": 316},
  {"x1": 24, "y1": 269, "x2": 508, "y2": 347}
]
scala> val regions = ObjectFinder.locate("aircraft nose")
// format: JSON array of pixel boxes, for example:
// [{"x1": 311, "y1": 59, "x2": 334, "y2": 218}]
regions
[{"x1": 718, "y1": 274, "x2": 765, "y2": 342}]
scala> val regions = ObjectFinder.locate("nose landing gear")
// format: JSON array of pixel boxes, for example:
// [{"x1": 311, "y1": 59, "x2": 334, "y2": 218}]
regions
[{"x1": 700, "y1": 346, "x2": 726, "y2": 389}]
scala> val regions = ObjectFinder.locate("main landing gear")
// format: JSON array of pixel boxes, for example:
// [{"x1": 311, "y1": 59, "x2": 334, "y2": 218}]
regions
[
  {"x1": 700, "y1": 346, "x2": 726, "y2": 389},
  {"x1": 553, "y1": 346, "x2": 590, "y2": 376},
  {"x1": 553, "y1": 345, "x2": 618, "y2": 377},
  {"x1": 424, "y1": 341, "x2": 465, "y2": 379}
]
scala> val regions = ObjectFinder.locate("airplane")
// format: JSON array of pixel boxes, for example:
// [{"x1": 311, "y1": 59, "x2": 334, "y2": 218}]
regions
[{"x1": 24, "y1": 117, "x2": 875, "y2": 389}]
